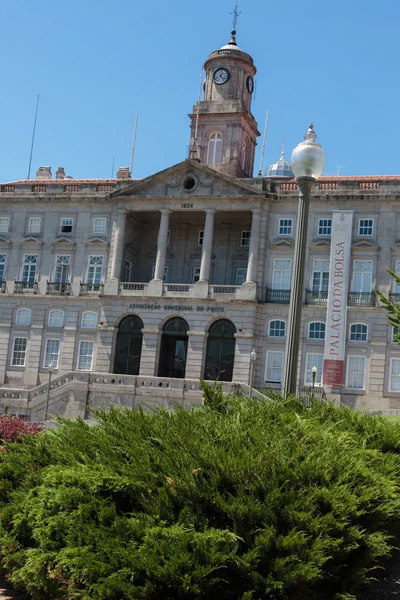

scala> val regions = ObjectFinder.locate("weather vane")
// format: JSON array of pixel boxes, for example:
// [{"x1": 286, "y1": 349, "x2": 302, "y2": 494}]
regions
[{"x1": 231, "y1": 1, "x2": 241, "y2": 31}]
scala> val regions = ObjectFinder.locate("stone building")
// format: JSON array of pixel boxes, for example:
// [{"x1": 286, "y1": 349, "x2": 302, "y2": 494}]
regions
[{"x1": 0, "y1": 29, "x2": 398, "y2": 418}]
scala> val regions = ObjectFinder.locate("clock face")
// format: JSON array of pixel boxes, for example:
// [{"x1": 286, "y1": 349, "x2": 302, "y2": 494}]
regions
[
  {"x1": 213, "y1": 67, "x2": 230, "y2": 85},
  {"x1": 246, "y1": 75, "x2": 254, "y2": 94}
]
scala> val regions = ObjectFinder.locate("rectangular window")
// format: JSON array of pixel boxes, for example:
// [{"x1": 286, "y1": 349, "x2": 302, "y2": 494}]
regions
[
  {"x1": 0, "y1": 217, "x2": 10, "y2": 233},
  {"x1": 92, "y1": 217, "x2": 107, "y2": 235},
  {"x1": 390, "y1": 358, "x2": 400, "y2": 392},
  {"x1": 87, "y1": 256, "x2": 104, "y2": 284},
  {"x1": 11, "y1": 337, "x2": 27, "y2": 367},
  {"x1": 235, "y1": 267, "x2": 247, "y2": 286},
  {"x1": 27, "y1": 217, "x2": 41, "y2": 234},
  {"x1": 44, "y1": 339, "x2": 60, "y2": 368},
  {"x1": 240, "y1": 231, "x2": 251, "y2": 247},
  {"x1": 22, "y1": 254, "x2": 38, "y2": 283},
  {"x1": 123, "y1": 260, "x2": 132, "y2": 282},
  {"x1": 278, "y1": 219, "x2": 293, "y2": 236},
  {"x1": 78, "y1": 341, "x2": 94, "y2": 370},
  {"x1": 352, "y1": 260, "x2": 373, "y2": 293},
  {"x1": 60, "y1": 217, "x2": 73, "y2": 234},
  {"x1": 272, "y1": 259, "x2": 291, "y2": 290},
  {"x1": 394, "y1": 261, "x2": 400, "y2": 294},
  {"x1": 318, "y1": 218, "x2": 332, "y2": 236},
  {"x1": 312, "y1": 260, "x2": 330, "y2": 292},
  {"x1": 0, "y1": 254, "x2": 6, "y2": 281},
  {"x1": 55, "y1": 255, "x2": 70, "y2": 283},
  {"x1": 265, "y1": 351, "x2": 284, "y2": 383},
  {"x1": 198, "y1": 230, "x2": 204, "y2": 246},
  {"x1": 193, "y1": 267, "x2": 201, "y2": 283},
  {"x1": 346, "y1": 356, "x2": 366, "y2": 390},
  {"x1": 358, "y1": 219, "x2": 373, "y2": 236},
  {"x1": 393, "y1": 327, "x2": 399, "y2": 343},
  {"x1": 305, "y1": 353, "x2": 323, "y2": 385}
]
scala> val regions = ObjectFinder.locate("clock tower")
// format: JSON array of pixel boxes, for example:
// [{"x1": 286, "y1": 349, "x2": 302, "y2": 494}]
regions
[{"x1": 189, "y1": 30, "x2": 260, "y2": 178}]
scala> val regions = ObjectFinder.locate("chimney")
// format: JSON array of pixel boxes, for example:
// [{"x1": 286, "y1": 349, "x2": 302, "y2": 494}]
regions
[
  {"x1": 36, "y1": 166, "x2": 52, "y2": 180},
  {"x1": 56, "y1": 167, "x2": 65, "y2": 179},
  {"x1": 116, "y1": 167, "x2": 131, "y2": 179}
]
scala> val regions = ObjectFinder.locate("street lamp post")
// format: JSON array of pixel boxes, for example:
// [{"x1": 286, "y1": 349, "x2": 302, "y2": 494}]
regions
[
  {"x1": 312, "y1": 365, "x2": 317, "y2": 390},
  {"x1": 44, "y1": 361, "x2": 55, "y2": 421},
  {"x1": 249, "y1": 348, "x2": 257, "y2": 396},
  {"x1": 283, "y1": 124, "x2": 325, "y2": 396}
]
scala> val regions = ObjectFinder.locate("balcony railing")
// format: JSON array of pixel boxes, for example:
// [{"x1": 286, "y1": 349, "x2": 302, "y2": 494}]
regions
[
  {"x1": 348, "y1": 291, "x2": 376, "y2": 307},
  {"x1": 265, "y1": 288, "x2": 291, "y2": 304},
  {"x1": 79, "y1": 283, "x2": 104, "y2": 296},
  {"x1": 46, "y1": 282, "x2": 71, "y2": 296},
  {"x1": 389, "y1": 293, "x2": 400, "y2": 303},
  {"x1": 164, "y1": 284, "x2": 191, "y2": 293},
  {"x1": 210, "y1": 285, "x2": 239, "y2": 294},
  {"x1": 120, "y1": 282, "x2": 146, "y2": 291},
  {"x1": 305, "y1": 289, "x2": 328, "y2": 305},
  {"x1": 0, "y1": 281, "x2": 5, "y2": 293},
  {"x1": 14, "y1": 281, "x2": 38, "y2": 294}
]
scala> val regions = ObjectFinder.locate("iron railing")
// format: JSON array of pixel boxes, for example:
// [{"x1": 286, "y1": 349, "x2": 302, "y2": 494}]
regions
[
  {"x1": 14, "y1": 281, "x2": 38, "y2": 294},
  {"x1": 389, "y1": 292, "x2": 400, "y2": 303},
  {"x1": 46, "y1": 282, "x2": 71, "y2": 295},
  {"x1": 0, "y1": 281, "x2": 6, "y2": 293},
  {"x1": 265, "y1": 288, "x2": 291, "y2": 304},
  {"x1": 79, "y1": 283, "x2": 104, "y2": 296},
  {"x1": 305, "y1": 289, "x2": 328, "y2": 305},
  {"x1": 348, "y1": 292, "x2": 376, "y2": 307}
]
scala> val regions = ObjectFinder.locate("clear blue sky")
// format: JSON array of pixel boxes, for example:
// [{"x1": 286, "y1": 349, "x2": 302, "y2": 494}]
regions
[{"x1": 0, "y1": 0, "x2": 397, "y2": 181}]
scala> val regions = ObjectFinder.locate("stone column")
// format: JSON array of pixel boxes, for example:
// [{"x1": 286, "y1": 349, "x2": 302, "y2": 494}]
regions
[
  {"x1": 199, "y1": 209, "x2": 215, "y2": 281},
  {"x1": 138, "y1": 328, "x2": 160, "y2": 377},
  {"x1": 154, "y1": 209, "x2": 171, "y2": 280},
  {"x1": 110, "y1": 209, "x2": 127, "y2": 280},
  {"x1": 246, "y1": 209, "x2": 262, "y2": 283},
  {"x1": 185, "y1": 331, "x2": 206, "y2": 380}
]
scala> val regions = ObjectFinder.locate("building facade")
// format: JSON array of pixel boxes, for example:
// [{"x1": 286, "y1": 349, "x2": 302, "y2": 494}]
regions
[{"x1": 0, "y1": 30, "x2": 398, "y2": 417}]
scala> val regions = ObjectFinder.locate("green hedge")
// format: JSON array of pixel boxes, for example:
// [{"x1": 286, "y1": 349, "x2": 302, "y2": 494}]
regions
[{"x1": 1, "y1": 391, "x2": 400, "y2": 599}]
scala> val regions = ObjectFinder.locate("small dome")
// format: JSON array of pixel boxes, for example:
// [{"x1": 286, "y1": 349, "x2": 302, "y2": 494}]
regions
[
  {"x1": 220, "y1": 30, "x2": 244, "y2": 52},
  {"x1": 264, "y1": 152, "x2": 294, "y2": 178}
]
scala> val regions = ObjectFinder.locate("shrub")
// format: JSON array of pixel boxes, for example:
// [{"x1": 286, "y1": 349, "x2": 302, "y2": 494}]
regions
[
  {"x1": 0, "y1": 415, "x2": 42, "y2": 443},
  {"x1": 0, "y1": 392, "x2": 400, "y2": 599}
]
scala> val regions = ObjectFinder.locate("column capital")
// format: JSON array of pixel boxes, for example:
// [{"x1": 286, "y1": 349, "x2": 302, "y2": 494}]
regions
[
  {"x1": 251, "y1": 208, "x2": 262, "y2": 215},
  {"x1": 160, "y1": 208, "x2": 172, "y2": 215},
  {"x1": 205, "y1": 208, "x2": 216, "y2": 215}
]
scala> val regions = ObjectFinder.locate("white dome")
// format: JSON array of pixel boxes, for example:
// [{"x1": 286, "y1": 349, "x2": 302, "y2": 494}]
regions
[{"x1": 264, "y1": 152, "x2": 294, "y2": 178}]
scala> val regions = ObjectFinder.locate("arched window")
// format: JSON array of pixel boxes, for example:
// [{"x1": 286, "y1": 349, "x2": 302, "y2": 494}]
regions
[
  {"x1": 158, "y1": 317, "x2": 189, "y2": 379},
  {"x1": 114, "y1": 315, "x2": 144, "y2": 375},
  {"x1": 241, "y1": 138, "x2": 248, "y2": 171},
  {"x1": 207, "y1": 132, "x2": 222, "y2": 164},
  {"x1": 48, "y1": 310, "x2": 64, "y2": 327},
  {"x1": 15, "y1": 308, "x2": 31, "y2": 326},
  {"x1": 204, "y1": 319, "x2": 236, "y2": 382},
  {"x1": 309, "y1": 322, "x2": 326, "y2": 340},
  {"x1": 81, "y1": 311, "x2": 98, "y2": 329},
  {"x1": 269, "y1": 320, "x2": 286, "y2": 338},
  {"x1": 349, "y1": 323, "x2": 368, "y2": 342}
]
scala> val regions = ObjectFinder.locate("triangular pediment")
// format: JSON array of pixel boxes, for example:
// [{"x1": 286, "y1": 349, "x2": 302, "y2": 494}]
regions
[
  {"x1": 232, "y1": 249, "x2": 249, "y2": 259},
  {"x1": 189, "y1": 249, "x2": 202, "y2": 259},
  {"x1": 147, "y1": 250, "x2": 173, "y2": 259},
  {"x1": 0, "y1": 236, "x2": 11, "y2": 246},
  {"x1": 392, "y1": 241, "x2": 400, "y2": 252},
  {"x1": 309, "y1": 239, "x2": 331, "y2": 250},
  {"x1": 111, "y1": 160, "x2": 268, "y2": 199},
  {"x1": 269, "y1": 238, "x2": 294, "y2": 248},
  {"x1": 20, "y1": 236, "x2": 43, "y2": 246},
  {"x1": 51, "y1": 236, "x2": 76, "y2": 247},
  {"x1": 352, "y1": 240, "x2": 379, "y2": 252},
  {"x1": 85, "y1": 237, "x2": 109, "y2": 247}
]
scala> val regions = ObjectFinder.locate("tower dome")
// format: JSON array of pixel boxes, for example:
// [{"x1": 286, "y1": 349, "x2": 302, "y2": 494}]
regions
[{"x1": 264, "y1": 152, "x2": 294, "y2": 178}]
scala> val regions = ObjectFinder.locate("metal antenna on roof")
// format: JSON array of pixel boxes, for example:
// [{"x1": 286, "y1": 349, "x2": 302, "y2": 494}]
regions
[
  {"x1": 111, "y1": 157, "x2": 115, "y2": 179},
  {"x1": 27, "y1": 94, "x2": 40, "y2": 180},
  {"x1": 337, "y1": 165, "x2": 342, "y2": 176},
  {"x1": 258, "y1": 109, "x2": 270, "y2": 177},
  {"x1": 189, "y1": 66, "x2": 204, "y2": 160},
  {"x1": 129, "y1": 114, "x2": 139, "y2": 176}
]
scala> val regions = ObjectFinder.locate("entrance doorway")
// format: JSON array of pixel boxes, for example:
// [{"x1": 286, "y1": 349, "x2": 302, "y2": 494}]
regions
[
  {"x1": 158, "y1": 317, "x2": 189, "y2": 378},
  {"x1": 114, "y1": 315, "x2": 143, "y2": 375},
  {"x1": 204, "y1": 319, "x2": 236, "y2": 382}
]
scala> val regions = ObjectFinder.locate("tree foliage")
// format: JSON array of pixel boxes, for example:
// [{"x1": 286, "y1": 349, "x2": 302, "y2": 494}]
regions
[
  {"x1": 0, "y1": 390, "x2": 400, "y2": 599},
  {"x1": 376, "y1": 268, "x2": 400, "y2": 343}
]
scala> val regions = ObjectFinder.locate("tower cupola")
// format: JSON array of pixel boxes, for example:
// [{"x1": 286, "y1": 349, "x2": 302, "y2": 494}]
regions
[{"x1": 189, "y1": 27, "x2": 260, "y2": 178}]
